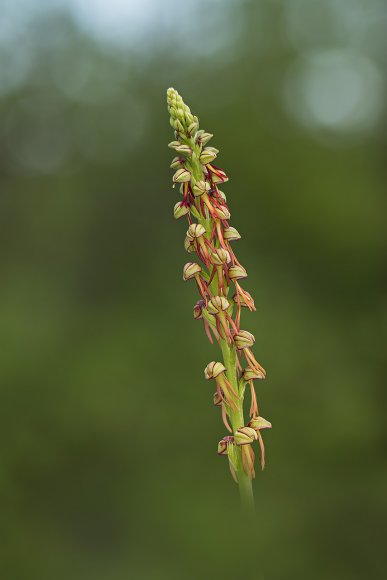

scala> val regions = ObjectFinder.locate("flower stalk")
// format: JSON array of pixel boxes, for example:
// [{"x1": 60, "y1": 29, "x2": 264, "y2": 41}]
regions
[{"x1": 166, "y1": 88, "x2": 271, "y2": 510}]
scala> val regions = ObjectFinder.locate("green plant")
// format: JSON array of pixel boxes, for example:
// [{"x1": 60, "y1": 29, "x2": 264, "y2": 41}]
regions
[{"x1": 166, "y1": 88, "x2": 271, "y2": 510}]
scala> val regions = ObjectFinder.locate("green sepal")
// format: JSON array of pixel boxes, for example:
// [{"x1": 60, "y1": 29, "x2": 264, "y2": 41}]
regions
[{"x1": 202, "y1": 307, "x2": 216, "y2": 327}]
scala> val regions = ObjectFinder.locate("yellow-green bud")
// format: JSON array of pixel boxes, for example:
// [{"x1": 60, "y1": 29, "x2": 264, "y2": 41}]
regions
[
  {"x1": 209, "y1": 248, "x2": 231, "y2": 266},
  {"x1": 204, "y1": 361, "x2": 226, "y2": 380},
  {"x1": 187, "y1": 121, "x2": 198, "y2": 135},
  {"x1": 248, "y1": 417, "x2": 272, "y2": 431},
  {"x1": 187, "y1": 223, "x2": 206, "y2": 239},
  {"x1": 242, "y1": 367, "x2": 265, "y2": 381},
  {"x1": 183, "y1": 262, "x2": 201, "y2": 281},
  {"x1": 197, "y1": 131, "x2": 213, "y2": 146},
  {"x1": 167, "y1": 87, "x2": 178, "y2": 103},
  {"x1": 173, "y1": 202, "x2": 189, "y2": 219},
  {"x1": 170, "y1": 156, "x2": 184, "y2": 169},
  {"x1": 235, "y1": 426, "x2": 258, "y2": 446},
  {"x1": 207, "y1": 296, "x2": 230, "y2": 315},
  {"x1": 168, "y1": 140, "x2": 181, "y2": 150},
  {"x1": 228, "y1": 265, "x2": 247, "y2": 280},
  {"x1": 199, "y1": 148, "x2": 217, "y2": 165},
  {"x1": 184, "y1": 111, "x2": 193, "y2": 125},
  {"x1": 173, "y1": 168, "x2": 191, "y2": 183},
  {"x1": 174, "y1": 119, "x2": 184, "y2": 133},
  {"x1": 234, "y1": 330, "x2": 255, "y2": 350},
  {"x1": 224, "y1": 226, "x2": 241, "y2": 241},
  {"x1": 175, "y1": 144, "x2": 192, "y2": 155},
  {"x1": 192, "y1": 180, "x2": 211, "y2": 198}
]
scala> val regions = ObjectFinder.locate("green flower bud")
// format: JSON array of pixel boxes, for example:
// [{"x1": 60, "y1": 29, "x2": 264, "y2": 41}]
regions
[
  {"x1": 196, "y1": 131, "x2": 213, "y2": 146},
  {"x1": 224, "y1": 226, "x2": 241, "y2": 241},
  {"x1": 187, "y1": 223, "x2": 206, "y2": 239},
  {"x1": 184, "y1": 236, "x2": 196, "y2": 253},
  {"x1": 192, "y1": 180, "x2": 211, "y2": 198},
  {"x1": 168, "y1": 140, "x2": 181, "y2": 150},
  {"x1": 183, "y1": 262, "x2": 201, "y2": 281},
  {"x1": 167, "y1": 87, "x2": 178, "y2": 103},
  {"x1": 234, "y1": 426, "x2": 258, "y2": 446},
  {"x1": 234, "y1": 330, "x2": 255, "y2": 350},
  {"x1": 207, "y1": 296, "x2": 230, "y2": 315},
  {"x1": 215, "y1": 206, "x2": 231, "y2": 220},
  {"x1": 242, "y1": 367, "x2": 265, "y2": 381},
  {"x1": 228, "y1": 265, "x2": 247, "y2": 280},
  {"x1": 173, "y1": 168, "x2": 191, "y2": 183},
  {"x1": 248, "y1": 417, "x2": 272, "y2": 431},
  {"x1": 199, "y1": 148, "x2": 217, "y2": 165},
  {"x1": 187, "y1": 121, "x2": 198, "y2": 135},
  {"x1": 175, "y1": 144, "x2": 192, "y2": 155},
  {"x1": 184, "y1": 112, "x2": 194, "y2": 126},
  {"x1": 217, "y1": 435, "x2": 234, "y2": 456},
  {"x1": 174, "y1": 118, "x2": 184, "y2": 133},
  {"x1": 204, "y1": 361, "x2": 226, "y2": 380},
  {"x1": 209, "y1": 248, "x2": 231, "y2": 266},
  {"x1": 173, "y1": 202, "x2": 189, "y2": 219},
  {"x1": 170, "y1": 156, "x2": 184, "y2": 169}
]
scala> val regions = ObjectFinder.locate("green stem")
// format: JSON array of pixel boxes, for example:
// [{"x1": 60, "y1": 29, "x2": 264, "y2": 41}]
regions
[
  {"x1": 220, "y1": 338, "x2": 255, "y2": 511},
  {"x1": 238, "y1": 469, "x2": 255, "y2": 512}
]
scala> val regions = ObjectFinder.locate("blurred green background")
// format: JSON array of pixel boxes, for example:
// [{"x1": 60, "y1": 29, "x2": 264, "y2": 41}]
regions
[{"x1": 0, "y1": 0, "x2": 386, "y2": 578}]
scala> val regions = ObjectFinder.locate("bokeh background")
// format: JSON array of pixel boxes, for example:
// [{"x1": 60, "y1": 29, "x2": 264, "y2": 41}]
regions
[{"x1": 1, "y1": 0, "x2": 386, "y2": 578}]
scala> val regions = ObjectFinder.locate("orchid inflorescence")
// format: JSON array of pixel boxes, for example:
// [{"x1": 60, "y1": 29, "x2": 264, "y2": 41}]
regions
[{"x1": 167, "y1": 88, "x2": 271, "y2": 504}]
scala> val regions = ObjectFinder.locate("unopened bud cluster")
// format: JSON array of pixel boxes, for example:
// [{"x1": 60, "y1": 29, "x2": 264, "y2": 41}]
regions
[{"x1": 167, "y1": 88, "x2": 271, "y2": 487}]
